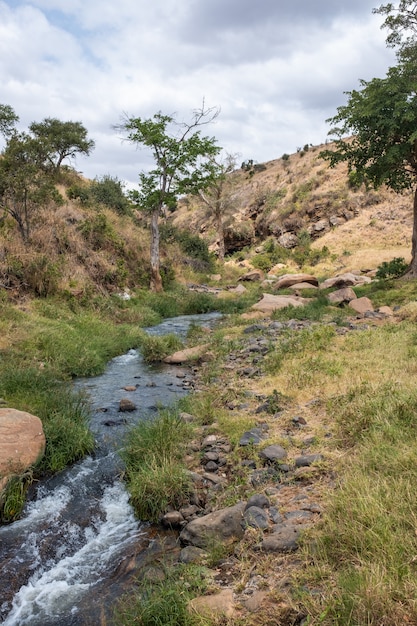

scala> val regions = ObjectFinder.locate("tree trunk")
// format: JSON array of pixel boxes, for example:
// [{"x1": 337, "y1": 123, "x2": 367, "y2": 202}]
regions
[
  {"x1": 149, "y1": 208, "x2": 163, "y2": 292},
  {"x1": 215, "y1": 207, "x2": 225, "y2": 262},
  {"x1": 406, "y1": 186, "x2": 417, "y2": 277}
]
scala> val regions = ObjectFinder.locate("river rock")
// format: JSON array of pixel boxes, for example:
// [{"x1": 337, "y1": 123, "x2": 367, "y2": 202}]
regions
[
  {"x1": 243, "y1": 506, "x2": 269, "y2": 530},
  {"x1": 261, "y1": 525, "x2": 302, "y2": 552},
  {"x1": 180, "y1": 502, "x2": 246, "y2": 548},
  {"x1": 163, "y1": 344, "x2": 210, "y2": 364},
  {"x1": 119, "y1": 398, "x2": 137, "y2": 412},
  {"x1": 251, "y1": 293, "x2": 308, "y2": 314},
  {"x1": 259, "y1": 444, "x2": 287, "y2": 463},
  {"x1": 0, "y1": 408, "x2": 45, "y2": 491}
]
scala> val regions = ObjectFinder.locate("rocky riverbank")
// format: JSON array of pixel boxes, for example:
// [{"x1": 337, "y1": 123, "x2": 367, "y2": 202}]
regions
[{"x1": 134, "y1": 286, "x2": 396, "y2": 623}]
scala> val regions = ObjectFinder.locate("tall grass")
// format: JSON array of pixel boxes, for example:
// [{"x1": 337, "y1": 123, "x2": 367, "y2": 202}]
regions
[
  {"x1": 303, "y1": 383, "x2": 417, "y2": 625},
  {"x1": 122, "y1": 410, "x2": 194, "y2": 522}
]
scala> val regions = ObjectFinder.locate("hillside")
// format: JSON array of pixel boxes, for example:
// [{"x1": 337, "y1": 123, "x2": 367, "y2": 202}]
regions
[{"x1": 172, "y1": 143, "x2": 413, "y2": 275}]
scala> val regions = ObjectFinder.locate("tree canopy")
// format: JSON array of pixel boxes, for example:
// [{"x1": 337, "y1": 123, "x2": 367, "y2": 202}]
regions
[
  {"x1": 321, "y1": 59, "x2": 417, "y2": 274},
  {"x1": 120, "y1": 105, "x2": 221, "y2": 291}
]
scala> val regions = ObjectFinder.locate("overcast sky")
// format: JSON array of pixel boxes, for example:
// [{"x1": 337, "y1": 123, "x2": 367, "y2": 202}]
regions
[{"x1": 1, "y1": 0, "x2": 395, "y2": 187}]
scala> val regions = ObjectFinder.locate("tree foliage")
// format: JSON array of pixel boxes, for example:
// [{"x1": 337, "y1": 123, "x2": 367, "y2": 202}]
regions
[
  {"x1": 196, "y1": 151, "x2": 237, "y2": 261},
  {"x1": 321, "y1": 57, "x2": 417, "y2": 273},
  {"x1": 29, "y1": 118, "x2": 95, "y2": 174},
  {"x1": 120, "y1": 105, "x2": 221, "y2": 291},
  {"x1": 374, "y1": 1, "x2": 417, "y2": 58},
  {"x1": 0, "y1": 105, "x2": 94, "y2": 241}
]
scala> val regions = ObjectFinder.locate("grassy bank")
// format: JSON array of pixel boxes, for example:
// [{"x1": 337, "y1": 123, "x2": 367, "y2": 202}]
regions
[
  {"x1": 115, "y1": 280, "x2": 417, "y2": 625},
  {"x1": 0, "y1": 285, "x2": 253, "y2": 522}
]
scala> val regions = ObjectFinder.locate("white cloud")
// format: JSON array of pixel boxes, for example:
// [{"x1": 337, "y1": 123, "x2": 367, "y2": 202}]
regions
[{"x1": 1, "y1": 0, "x2": 396, "y2": 186}]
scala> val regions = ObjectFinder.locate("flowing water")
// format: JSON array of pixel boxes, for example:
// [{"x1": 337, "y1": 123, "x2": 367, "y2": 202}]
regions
[{"x1": 0, "y1": 313, "x2": 220, "y2": 626}]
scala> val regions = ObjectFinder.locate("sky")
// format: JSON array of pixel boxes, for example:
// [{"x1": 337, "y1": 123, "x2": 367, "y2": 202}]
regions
[{"x1": 1, "y1": 0, "x2": 396, "y2": 188}]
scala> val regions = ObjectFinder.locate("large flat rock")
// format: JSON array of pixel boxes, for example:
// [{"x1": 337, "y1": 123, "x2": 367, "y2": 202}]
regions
[
  {"x1": 163, "y1": 344, "x2": 210, "y2": 364},
  {"x1": 251, "y1": 293, "x2": 309, "y2": 314},
  {"x1": 0, "y1": 408, "x2": 45, "y2": 491}
]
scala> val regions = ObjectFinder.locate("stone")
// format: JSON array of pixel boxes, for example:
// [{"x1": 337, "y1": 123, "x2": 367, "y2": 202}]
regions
[
  {"x1": 239, "y1": 428, "x2": 265, "y2": 446},
  {"x1": 294, "y1": 454, "x2": 324, "y2": 467},
  {"x1": 259, "y1": 444, "x2": 287, "y2": 463},
  {"x1": 122, "y1": 385, "x2": 137, "y2": 392},
  {"x1": 179, "y1": 545, "x2": 207, "y2": 564},
  {"x1": 251, "y1": 293, "x2": 309, "y2": 314},
  {"x1": 229, "y1": 284, "x2": 247, "y2": 294},
  {"x1": 161, "y1": 511, "x2": 184, "y2": 527},
  {"x1": 119, "y1": 398, "x2": 137, "y2": 412},
  {"x1": 243, "y1": 506, "x2": 269, "y2": 530},
  {"x1": 163, "y1": 344, "x2": 210, "y2": 364},
  {"x1": 188, "y1": 589, "x2": 235, "y2": 619},
  {"x1": 245, "y1": 494, "x2": 270, "y2": 510},
  {"x1": 261, "y1": 525, "x2": 302, "y2": 552},
  {"x1": 348, "y1": 297, "x2": 374, "y2": 314},
  {"x1": 327, "y1": 287, "x2": 357, "y2": 304},
  {"x1": 320, "y1": 273, "x2": 372, "y2": 290},
  {"x1": 273, "y1": 273, "x2": 319, "y2": 290},
  {"x1": 238, "y1": 270, "x2": 264, "y2": 282},
  {"x1": 0, "y1": 408, "x2": 45, "y2": 491},
  {"x1": 288, "y1": 282, "x2": 318, "y2": 290},
  {"x1": 180, "y1": 502, "x2": 246, "y2": 548}
]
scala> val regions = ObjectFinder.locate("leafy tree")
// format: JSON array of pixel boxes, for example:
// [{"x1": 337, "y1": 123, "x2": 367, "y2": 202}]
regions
[
  {"x1": 196, "y1": 152, "x2": 237, "y2": 261},
  {"x1": 321, "y1": 58, "x2": 417, "y2": 276},
  {"x1": 0, "y1": 132, "x2": 63, "y2": 241},
  {"x1": 29, "y1": 118, "x2": 95, "y2": 174},
  {"x1": 0, "y1": 104, "x2": 19, "y2": 139},
  {"x1": 374, "y1": 1, "x2": 417, "y2": 58},
  {"x1": 119, "y1": 105, "x2": 221, "y2": 291}
]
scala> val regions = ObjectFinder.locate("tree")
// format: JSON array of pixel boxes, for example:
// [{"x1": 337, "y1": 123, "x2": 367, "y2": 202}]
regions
[
  {"x1": 120, "y1": 105, "x2": 221, "y2": 291},
  {"x1": 374, "y1": 1, "x2": 417, "y2": 58},
  {"x1": 0, "y1": 104, "x2": 19, "y2": 140},
  {"x1": 196, "y1": 152, "x2": 237, "y2": 261},
  {"x1": 0, "y1": 132, "x2": 62, "y2": 241},
  {"x1": 321, "y1": 60, "x2": 417, "y2": 275},
  {"x1": 29, "y1": 118, "x2": 95, "y2": 174}
]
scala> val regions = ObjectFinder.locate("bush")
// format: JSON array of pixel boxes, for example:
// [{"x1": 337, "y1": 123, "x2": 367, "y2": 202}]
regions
[
  {"x1": 376, "y1": 257, "x2": 408, "y2": 279},
  {"x1": 91, "y1": 175, "x2": 131, "y2": 215}
]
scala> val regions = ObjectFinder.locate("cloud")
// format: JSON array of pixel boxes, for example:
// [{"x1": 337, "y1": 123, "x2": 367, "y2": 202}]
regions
[{"x1": 1, "y1": 0, "x2": 396, "y2": 185}]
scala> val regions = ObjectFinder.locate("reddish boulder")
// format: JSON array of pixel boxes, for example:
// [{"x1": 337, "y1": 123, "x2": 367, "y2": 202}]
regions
[{"x1": 0, "y1": 409, "x2": 45, "y2": 491}]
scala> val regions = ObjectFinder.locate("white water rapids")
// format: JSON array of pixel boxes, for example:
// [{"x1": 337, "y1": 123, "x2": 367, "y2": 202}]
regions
[{"x1": 0, "y1": 313, "x2": 220, "y2": 625}]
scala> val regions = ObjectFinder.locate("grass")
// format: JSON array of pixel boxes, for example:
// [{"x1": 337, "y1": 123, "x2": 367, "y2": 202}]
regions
[
  {"x1": 122, "y1": 409, "x2": 194, "y2": 522},
  {"x1": 113, "y1": 564, "x2": 210, "y2": 626},
  {"x1": 300, "y1": 383, "x2": 417, "y2": 625}
]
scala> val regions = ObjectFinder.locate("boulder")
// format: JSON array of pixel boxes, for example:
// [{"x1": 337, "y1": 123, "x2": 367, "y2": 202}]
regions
[
  {"x1": 327, "y1": 287, "x2": 357, "y2": 305},
  {"x1": 348, "y1": 297, "x2": 374, "y2": 314},
  {"x1": 0, "y1": 408, "x2": 45, "y2": 491},
  {"x1": 180, "y1": 502, "x2": 246, "y2": 548},
  {"x1": 273, "y1": 273, "x2": 319, "y2": 290},
  {"x1": 261, "y1": 525, "x2": 302, "y2": 552},
  {"x1": 163, "y1": 344, "x2": 210, "y2": 364},
  {"x1": 189, "y1": 589, "x2": 235, "y2": 619},
  {"x1": 238, "y1": 270, "x2": 264, "y2": 282},
  {"x1": 251, "y1": 294, "x2": 308, "y2": 314},
  {"x1": 119, "y1": 398, "x2": 137, "y2": 412},
  {"x1": 288, "y1": 282, "x2": 318, "y2": 290},
  {"x1": 320, "y1": 273, "x2": 372, "y2": 290}
]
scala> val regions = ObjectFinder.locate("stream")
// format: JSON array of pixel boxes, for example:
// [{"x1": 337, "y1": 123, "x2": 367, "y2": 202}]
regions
[{"x1": 0, "y1": 312, "x2": 220, "y2": 626}]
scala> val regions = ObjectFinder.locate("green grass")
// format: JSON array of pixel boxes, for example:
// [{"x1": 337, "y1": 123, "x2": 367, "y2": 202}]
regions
[
  {"x1": 114, "y1": 564, "x2": 209, "y2": 626},
  {"x1": 122, "y1": 409, "x2": 194, "y2": 522},
  {"x1": 139, "y1": 333, "x2": 183, "y2": 363},
  {"x1": 302, "y1": 383, "x2": 417, "y2": 625}
]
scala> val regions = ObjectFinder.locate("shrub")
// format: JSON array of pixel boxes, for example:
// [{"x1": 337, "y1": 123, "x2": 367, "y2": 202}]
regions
[
  {"x1": 376, "y1": 257, "x2": 408, "y2": 279},
  {"x1": 91, "y1": 175, "x2": 131, "y2": 215},
  {"x1": 139, "y1": 333, "x2": 183, "y2": 363}
]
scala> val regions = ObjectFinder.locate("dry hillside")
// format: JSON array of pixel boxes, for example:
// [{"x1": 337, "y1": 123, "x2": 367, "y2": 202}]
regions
[{"x1": 172, "y1": 143, "x2": 413, "y2": 274}]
